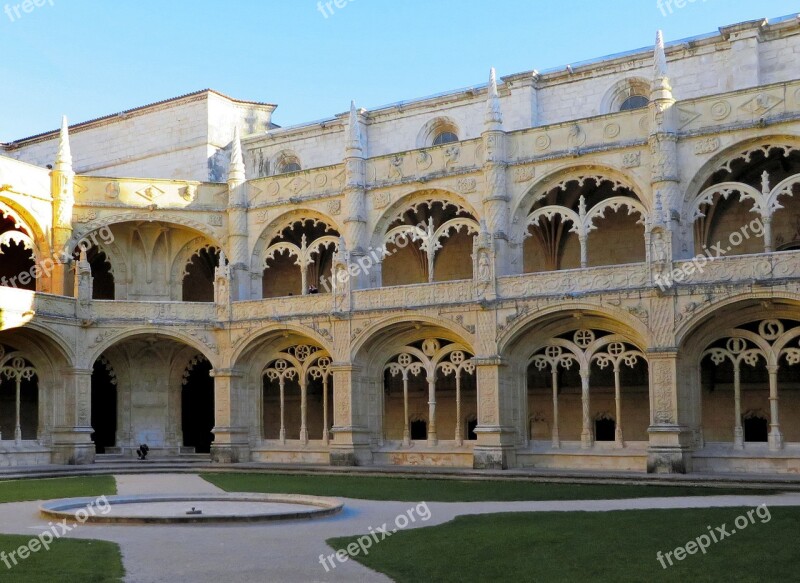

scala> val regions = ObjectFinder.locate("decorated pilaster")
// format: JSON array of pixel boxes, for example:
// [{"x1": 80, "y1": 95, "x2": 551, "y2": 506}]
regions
[
  {"x1": 343, "y1": 102, "x2": 369, "y2": 289},
  {"x1": 482, "y1": 69, "x2": 511, "y2": 276},
  {"x1": 214, "y1": 251, "x2": 232, "y2": 321},
  {"x1": 647, "y1": 351, "x2": 693, "y2": 473},
  {"x1": 74, "y1": 248, "x2": 93, "y2": 322},
  {"x1": 50, "y1": 116, "x2": 75, "y2": 296},
  {"x1": 210, "y1": 368, "x2": 251, "y2": 463},
  {"x1": 51, "y1": 367, "x2": 95, "y2": 465},
  {"x1": 648, "y1": 31, "x2": 682, "y2": 271},
  {"x1": 472, "y1": 355, "x2": 516, "y2": 469},
  {"x1": 328, "y1": 359, "x2": 373, "y2": 466},
  {"x1": 226, "y1": 126, "x2": 250, "y2": 300},
  {"x1": 331, "y1": 236, "x2": 352, "y2": 313},
  {"x1": 472, "y1": 221, "x2": 496, "y2": 301}
]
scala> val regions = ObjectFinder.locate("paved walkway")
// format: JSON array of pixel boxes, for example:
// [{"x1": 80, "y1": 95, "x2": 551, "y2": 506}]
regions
[{"x1": 0, "y1": 474, "x2": 795, "y2": 582}]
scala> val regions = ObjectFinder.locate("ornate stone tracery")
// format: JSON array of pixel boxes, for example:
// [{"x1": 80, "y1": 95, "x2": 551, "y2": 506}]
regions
[
  {"x1": 702, "y1": 319, "x2": 800, "y2": 450},
  {"x1": 384, "y1": 339, "x2": 475, "y2": 446},
  {"x1": 0, "y1": 345, "x2": 37, "y2": 443},
  {"x1": 262, "y1": 344, "x2": 332, "y2": 445},
  {"x1": 530, "y1": 329, "x2": 647, "y2": 449}
]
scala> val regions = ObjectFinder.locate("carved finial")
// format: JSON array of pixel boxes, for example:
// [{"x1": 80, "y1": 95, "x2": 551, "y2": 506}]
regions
[
  {"x1": 301, "y1": 233, "x2": 308, "y2": 250},
  {"x1": 485, "y1": 68, "x2": 503, "y2": 129},
  {"x1": 347, "y1": 100, "x2": 364, "y2": 154},
  {"x1": 654, "y1": 30, "x2": 668, "y2": 80},
  {"x1": 578, "y1": 195, "x2": 587, "y2": 218},
  {"x1": 228, "y1": 125, "x2": 246, "y2": 184},
  {"x1": 219, "y1": 251, "x2": 227, "y2": 267},
  {"x1": 55, "y1": 116, "x2": 73, "y2": 169},
  {"x1": 761, "y1": 170, "x2": 771, "y2": 196}
]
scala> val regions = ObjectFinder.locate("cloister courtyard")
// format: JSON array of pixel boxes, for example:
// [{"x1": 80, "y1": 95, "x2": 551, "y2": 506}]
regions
[
  {"x1": 2, "y1": 4, "x2": 800, "y2": 581},
  {"x1": 0, "y1": 468, "x2": 796, "y2": 582}
]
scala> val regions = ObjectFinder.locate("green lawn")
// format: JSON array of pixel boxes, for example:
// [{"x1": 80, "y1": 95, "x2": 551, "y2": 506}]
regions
[
  {"x1": 0, "y1": 536, "x2": 124, "y2": 583},
  {"x1": 201, "y1": 472, "x2": 775, "y2": 502},
  {"x1": 329, "y1": 506, "x2": 797, "y2": 582},
  {"x1": 0, "y1": 476, "x2": 116, "y2": 504},
  {"x1": 0, "y1": 476, "x2": 123, "y2": 582}
]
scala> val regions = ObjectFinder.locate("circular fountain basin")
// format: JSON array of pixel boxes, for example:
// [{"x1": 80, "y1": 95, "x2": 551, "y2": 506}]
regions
[{"x1": 40, "y1": 493, "x2": 344, "y2": 524}]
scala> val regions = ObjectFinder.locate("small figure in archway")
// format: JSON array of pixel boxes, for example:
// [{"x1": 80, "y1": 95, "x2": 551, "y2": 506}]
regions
[{"x1": 136, "y1": 444, "x2": 150, "y2": 461}]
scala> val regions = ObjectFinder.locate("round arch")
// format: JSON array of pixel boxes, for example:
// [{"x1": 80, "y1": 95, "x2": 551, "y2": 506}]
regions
[
  {"x1": 510, "y1": 163, "x2": 648, "y2": 245},
  {"x1": 250, "y1": 208, "x2": 342, "y2": 274},
  {"x1": 350, "y1": 313, "x2": 476, "y2": 362},
  {"x1": 0, "y1": 197, "x2": 50, "y2": 259},
  {"x1": 676, "y1": 295, "x2": 800, "y2": 354},
  {"x1": 69, "y1": 214, "x2": 227, "y2": 255},
  {"x1": 681, "y1": 135, "x2": 800, "y2": 220},
  {"x1": 230, "y1": 323, "x2": 336, "y2": 369},
  {"x1": 369, "y1": 187, "x2": 481, "y2": 250},
  {"x1": 497, "y1": 302, "x2": 651, "y2": 357},
  {"x1": 84, "y1": 328, "x2": 220, "y2": 371}
]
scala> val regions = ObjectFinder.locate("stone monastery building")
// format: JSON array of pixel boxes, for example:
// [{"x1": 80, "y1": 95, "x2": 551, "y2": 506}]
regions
[{"x1": 1, "y1": 15, "x2": 799, "y2": 474}]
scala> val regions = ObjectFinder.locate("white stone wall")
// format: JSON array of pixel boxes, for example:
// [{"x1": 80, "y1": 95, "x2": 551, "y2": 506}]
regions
[{"x1": 5, "y1": 92, "x2": 274, "y2": 183}]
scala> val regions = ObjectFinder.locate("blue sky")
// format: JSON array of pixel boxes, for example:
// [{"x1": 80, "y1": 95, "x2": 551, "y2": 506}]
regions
[{"x1": 1, "y1": 0, "x2": 798, "y2": 141}]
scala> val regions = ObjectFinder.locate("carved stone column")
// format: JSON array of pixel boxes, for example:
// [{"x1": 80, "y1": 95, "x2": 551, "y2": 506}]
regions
[
  {"x1": 579, "y1": 367, "x2": 592, "y2": 449},
  {"x1": 51, "y1": 367, "x2": 95, "y2": 465},
  {"x1": 472, "y1": 357, "x2": 516, "y2": 469},
  {"x1": 329, "y1": 363, "x2": 372, "y2": 466},
  {"x1": 209, "y1": 368, "x2": 250, "y2": 463},
  {"x1": 767, "y1": 364, "x2": 784, "y2": 451},
  {"x1": 647, "y1": 351, "x2": 693, "y2": 473}
]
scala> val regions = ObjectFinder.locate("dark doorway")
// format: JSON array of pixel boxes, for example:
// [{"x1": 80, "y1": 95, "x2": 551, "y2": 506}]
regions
[
  {"x1": 181, "y1": 358, "x2": 215, "y2": 454},
  {"x1": 744, "y1": 415, "x2": 769, "y2": 443},
  {"x1": 410, "y1": 419, "x2": 427, "y2": 440},
  {"x1": 467, "y1": 418, "x2": 478, "y2": 441},
  {"x1": 595, "y1": 417, "x2": 616, "y2": 442},
  {"x1": 91, "y1": 359, "x2": 117, "y2": 453}
]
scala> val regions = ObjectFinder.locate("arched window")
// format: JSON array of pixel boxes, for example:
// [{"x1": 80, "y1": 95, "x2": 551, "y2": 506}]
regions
[
  {"x1": 418, "y1": 118, "x2": 461, "y2": 148},
  {"x1": 274, "y1": 152, "x2": 302, "y2": 175},
  {"x1": 602, "y1": 78, "x2": 650, "y2": 114},
  {"x1": 620, "y1": 95, "x2": 649, "y2": 111},
  {"x1": 432, "y1": 131, "x2": 459, "y2": 146}
]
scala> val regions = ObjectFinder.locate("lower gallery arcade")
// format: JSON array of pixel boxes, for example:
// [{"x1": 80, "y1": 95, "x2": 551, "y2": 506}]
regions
[{"x1": 2, "y1": 302, "x2": 799, "y2": 474}]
